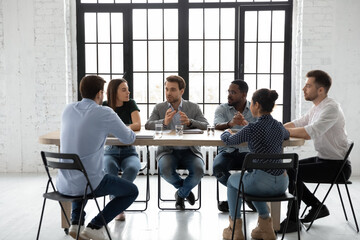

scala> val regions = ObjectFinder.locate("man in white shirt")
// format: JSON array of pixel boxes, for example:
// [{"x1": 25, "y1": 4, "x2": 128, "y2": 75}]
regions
[
  {"x1": 58, "y1": 75, "x2": 139, "y2": 240},
  {"x1": 279, "y1": 70, "x2": 351, "y2": 233}
]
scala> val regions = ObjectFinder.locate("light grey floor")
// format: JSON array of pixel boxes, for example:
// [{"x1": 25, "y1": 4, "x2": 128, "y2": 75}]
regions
[{"x1": 1, "y1": 173, "x2": 359, "y2": 240}]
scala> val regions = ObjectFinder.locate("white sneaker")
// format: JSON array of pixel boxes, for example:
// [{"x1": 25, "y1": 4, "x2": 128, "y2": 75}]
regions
[
  {"x1": 68, "y1": 225, "x2": 89, "y2": 240},
  {"x1": 81, "y1": 226, "x2": 111, "y2": 240}
]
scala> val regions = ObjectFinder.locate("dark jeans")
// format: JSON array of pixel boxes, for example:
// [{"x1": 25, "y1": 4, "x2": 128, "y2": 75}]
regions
[
  {"x1": 212, "y1": 150, "x2": 248, "y2": 186},
  {"x1": 71, "y1": 174, "x2": 138, "y2": 226},
  {"x1": 287, "y1": 156, "x2": 352, "y2": 221}
]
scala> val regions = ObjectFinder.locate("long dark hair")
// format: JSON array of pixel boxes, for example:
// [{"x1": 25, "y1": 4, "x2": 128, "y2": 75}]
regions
[{"x1": 107, "y1": 78, "x2": 127, "y2": 111}]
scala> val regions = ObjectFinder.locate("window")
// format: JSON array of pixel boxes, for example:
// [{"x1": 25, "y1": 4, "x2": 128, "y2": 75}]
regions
[{"x1": 76, "y1": 0, "x2": 292, "y2": 123}]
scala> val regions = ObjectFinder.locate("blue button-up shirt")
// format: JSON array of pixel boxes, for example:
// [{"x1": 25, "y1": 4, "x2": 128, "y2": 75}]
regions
[
  {"x1": 57, "y1": 98, "x2": 136, "y2": 196},
  {"x1": 214, "y1": 101, "x2": 257, "y2": 153}
]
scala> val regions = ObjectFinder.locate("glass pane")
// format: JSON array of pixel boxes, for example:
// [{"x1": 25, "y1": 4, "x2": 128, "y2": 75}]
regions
[
  {"x1": 112, "y1": 44, "x2": 124, "y2": 73},
  {"x1": 244, "y1": 43, "x2": 256, "y2": 73},
  {"x1": 98, "y1": 13, "x2": 110, "y2": 42},
  {"x1": 81, "y1": 0, "x2": 97, "y2": 3},
  {"x1": 257, "y1": 74, "x2": 270, "y2": 89},
  {"x1": 205, "y1": 41, "x2": 219, "y2": 71},
  {"x1": 221, "y1": 41, "x2": 234, "y2": 71},
  {"x1": 245, "y1": 11, "x2": 257, "y2": 42},
  {"x1": 258, "y1": 11, "x2": 271, "y2": 42},
  {"x1": 132, "y1": 0, "x2": 146, "y2": 3},
  {"x1": 133, "y1": 9, "x2": 147, "y2": 39},
  {"x1": 164, "y1": 9, "x2": 178, "y2": 39},
  {"x1": 204, "y1": 105, "x2": 218, "y2": 125},
  {"x1": 137, "y1": 104, "x2": 147, "y2": 125},
  {"x1": 220, "y1": 8, "x2": 235, "y2": 39},
  {"x1": 244, "y1": 74, "x2": 256, "y2": 99},
  {"x1": 148, "y1": 9, "x2": 163, "y2": 39},
  {"x1": 111, "y1": 13, "x2": 123, "y2": 42},
  {"x1": 189, "y1": 73, "x2": 203, "y2": 103},
  {"x1": 258, "y1": 43, "x2": 270, "y2": 73},
  {"x1": 115, "y1": 0, "x2": 131, "y2": 2},
  {"x1": 84, "y1": 13, "x2": 96, "y2": 42},
  {"x1": 149, "y1": 73, "x2": 164, "y2": 103},
  {"x1": 189, "y1": 9, "x2": 203, "y2": 39},
  {"x1": 271, "y1": 74, "x2": 283, "y2": 104},
  {"x1": 205, "y1": 8, "x2": 219, "y2": 39},
  {"x1": 164, "y1": 0, "x2": 178, "y2": 2},
  {"x1": 271, "y1": 43, "x2": 284, "y2": 73},
  {"x1": 272, "y1": 11, "x2": 285, "y2": 41},
  {"x1": 98, "y1": 44, "x2": 110, "y2": 73},
  {"x1": 205, "y1": 0, "x2": 219, "y2": 2},
  {"x1": 133, "y1": 73, "x2": 148, "y2": 103},
  {"x1": 85, "y1": 44, "x2": 97, "y2": 73},
  {"x1": 189, "y1": 41, "x2": 203, "y2": 71},
  {"x1": 149, "y1": 41, "x2": 163, "y2": 71},
  {"x1": 272, "y1": 105, "x2": 283, "y2": 122},
  {"x1": 164, "y1": 41, "x2": 178, "y2": 71},
  {"x1": 148, "y1": 0, "x2": 162, "y2": 2},
  {"x1": 204, "y1": 73, "x2": 219, "y2": 103},
  {"x1": 133, "y1": 41, "x2": 148, "y2": 71},
  {"x1": 220, "y1": 73, "x2": 234, "y2": 103},
  {"x1": 98, "y1": 0, "x2": 114, "y2": 2}
]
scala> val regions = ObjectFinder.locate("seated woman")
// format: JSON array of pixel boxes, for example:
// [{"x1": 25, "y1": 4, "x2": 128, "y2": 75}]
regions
[
  {"x1": 220, "y1": 88, "x2": 290, "y2": 240},
  {"x1": 103, "y1": 78, "x2": 142, "y2": 221}
]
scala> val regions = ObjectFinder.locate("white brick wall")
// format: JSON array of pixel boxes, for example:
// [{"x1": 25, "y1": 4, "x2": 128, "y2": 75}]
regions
[{"x1": 1, "y1": 0, "x2": 360, "y2": 175}]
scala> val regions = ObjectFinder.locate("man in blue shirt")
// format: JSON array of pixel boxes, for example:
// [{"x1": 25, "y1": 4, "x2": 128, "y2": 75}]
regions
[
  {"x1": 57, "y1": 75, "x2": 138, "y2": 240},
  {"x1": 213, "y1": 80, "x2": 257, "y2": 212}
]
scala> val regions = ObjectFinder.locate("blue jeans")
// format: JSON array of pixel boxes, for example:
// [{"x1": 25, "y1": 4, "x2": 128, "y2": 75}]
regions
[
  {"x1": 104, "y1": 145, "x2": 141, "y2": 199},
  {"x1": 227, "y1": 170, "x2": 289, "y2": 219},
  {"x1": 71, "y1": 174, "x2": 138, "y2": 227},
  {"x1": 213, "y1": 150, "x2": 248, "y2": 186},
  {"x1": 158, "y1": 149, "x2": 204, "y2": 198}
]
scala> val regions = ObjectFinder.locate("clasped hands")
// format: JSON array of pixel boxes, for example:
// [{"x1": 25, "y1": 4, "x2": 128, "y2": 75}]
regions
[
  {"x1": 164, "y1": 108, "x2": 191, "y2": 126},
  {"x1": 226, "y1": 112, "x2": 248, "y2": 134}
]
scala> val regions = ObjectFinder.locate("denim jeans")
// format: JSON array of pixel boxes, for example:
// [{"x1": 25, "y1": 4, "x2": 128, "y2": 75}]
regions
[
  {"x1": 213, "y1": 150, "x2": 248, "y2": 186},
  {"x1": 227, "y1": 170, "x2": 289, "y2": 219},
  {"x1": 71, "y1": 174, "x2": 138, "y2": 227},
  {"x1": 158, "y1": 149, "x2": 204, "y2": 198},
  {"x1": 104, "y1": 144, "x2": 140, "y2": 179}
]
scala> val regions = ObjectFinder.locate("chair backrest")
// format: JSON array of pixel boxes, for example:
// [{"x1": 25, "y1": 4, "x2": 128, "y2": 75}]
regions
[
  {"x1": 242, "y1": 153, "x2": 299, "y2": 172},
  {"x1": 334, "y1": 141, "x2": 354, "y2": 183},
  {"x1": 40, "y1": 151, "x2": 93, "y2": 194}
]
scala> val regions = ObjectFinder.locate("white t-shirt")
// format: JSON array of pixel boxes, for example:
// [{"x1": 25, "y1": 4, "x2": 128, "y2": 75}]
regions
[{"x1": 293, "y1": 97, "x2": 348, "y2": 160}]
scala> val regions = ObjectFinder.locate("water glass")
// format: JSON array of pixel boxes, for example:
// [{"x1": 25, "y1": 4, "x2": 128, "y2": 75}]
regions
[
  {"x1": 175, "y1": 124, "x2": 184, "y2": 136},
  {"x1": 155, "y1": 124, "x2": 163, "y2": 137},
  {"x1": 207, "y1": 125, "x2": 215, "y2": 136}
]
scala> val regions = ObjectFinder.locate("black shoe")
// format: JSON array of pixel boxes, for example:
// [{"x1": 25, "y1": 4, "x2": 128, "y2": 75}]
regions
[
  {"x1": 245, "y1": 200, "x2": 257, "y2": 212},
  {"x1": 186, "y1": 191, "x2": 195, "y2": 205},
  {"x1": 218, "y1": 201, "x2": 229, "y2": 212},
  {"x1": 175, "y1": 191, "x2": 185, "y2": 210},
  {"x1": 301, "y1": 204, "x2": 329, "y2": 223},
  {"x1": 277, "y1": 218, "x2": 301, "y2": 234}
]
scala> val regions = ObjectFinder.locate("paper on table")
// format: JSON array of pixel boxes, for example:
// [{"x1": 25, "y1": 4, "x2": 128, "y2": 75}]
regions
[{"x1": 183, "y1": 129, "x2": 204, "y2": 134}]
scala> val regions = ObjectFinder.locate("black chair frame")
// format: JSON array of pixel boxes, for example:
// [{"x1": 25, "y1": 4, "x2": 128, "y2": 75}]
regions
[
  {"x1": 36, "y1": 151, "x2": 112, "y2": 240},
  {"x1": 232, "y1": 153, "x2": 301, "y2": 240},
  {"x1": 158, "y1": 169, "x2": 201, "y2": 210},
  {"x1": 300, "y1": 142, "x2": 359, "y2": 232}
]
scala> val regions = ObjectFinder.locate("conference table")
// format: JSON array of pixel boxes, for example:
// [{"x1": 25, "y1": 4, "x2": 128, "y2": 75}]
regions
[{"x1": 38, "y1": 128, "x2": 305, "y2": 231}]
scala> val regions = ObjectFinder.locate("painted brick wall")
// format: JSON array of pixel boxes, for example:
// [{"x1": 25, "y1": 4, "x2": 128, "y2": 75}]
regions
[{"x1": 0, "y1": 0, "x2": 5, "y2": 170}]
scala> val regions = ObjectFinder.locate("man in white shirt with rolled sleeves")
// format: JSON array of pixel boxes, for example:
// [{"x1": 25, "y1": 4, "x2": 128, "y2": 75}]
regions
[{"x1": 279, "y1": 70, "x2": 351, "y2": 233}]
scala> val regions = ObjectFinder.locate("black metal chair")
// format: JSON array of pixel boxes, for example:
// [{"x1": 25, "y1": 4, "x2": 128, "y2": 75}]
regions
[
  {"x1": 232, "y1": 153, "x2": 300, "y2": 240},
  {"x1": 300, "y1": 141, "x2": 359, "y2": 232},
  {"x1": 36, "y1": 151, "x2": 112, "y2": 240},
  {"x1": 158, "y1": 168, "x2": 201, "y2": 210}
]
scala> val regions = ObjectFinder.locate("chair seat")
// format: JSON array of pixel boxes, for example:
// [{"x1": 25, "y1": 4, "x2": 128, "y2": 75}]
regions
[
  {"x1": 242, "y1": 192, "x2": 295, "y2": 202},
  {"x1": 43, "y1": 191, "x2": 98, "y2": 202}
]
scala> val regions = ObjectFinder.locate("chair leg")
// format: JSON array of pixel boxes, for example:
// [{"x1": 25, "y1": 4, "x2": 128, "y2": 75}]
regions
[
  {"x1": 343, "y1": 182, "x2": 359, "y2": 232},
  {"x1": 93, "y1": 197, "x2": 112, "y2": 240},
  {"x1": 337, "y1": 184, "x2": 348, "y2": 221},
  {"x1": 301, "y1": 183, "x2": 320, "y2": 218},
  {"x1": 36, "y1": 198, "x2": 47, "y2": 240}
]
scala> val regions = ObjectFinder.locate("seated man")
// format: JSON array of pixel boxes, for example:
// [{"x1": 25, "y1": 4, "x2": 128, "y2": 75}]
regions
[
  {"x1": 213, "y1": 80, "x2": 256, "y2": 212},
  {"x1": 145, "y1": 75, "x2": 209, "y2": 210},
  {"x1": 57, "y1": 75, "x2": 139, "y2": 240},
  {"x1": 280, "y1": 70, "x2": 351, "y2": 233}
]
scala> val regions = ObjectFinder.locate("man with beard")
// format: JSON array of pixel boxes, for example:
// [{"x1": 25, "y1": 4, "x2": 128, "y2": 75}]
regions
[
  {"x1": 212, "y1": 80, "x2": 257, "y2": 212},
  {"x1": 278, "y1": 70, "x2": 351, "y2": 233},
  {"x1": 145, "y1": 75, "x2": 209, "y2": 210}
]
